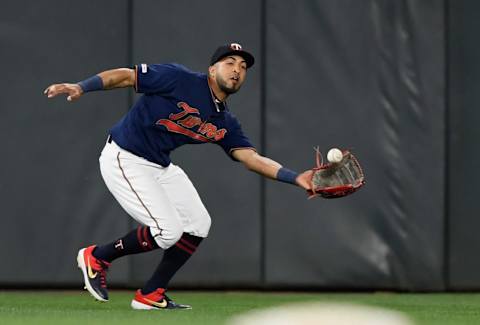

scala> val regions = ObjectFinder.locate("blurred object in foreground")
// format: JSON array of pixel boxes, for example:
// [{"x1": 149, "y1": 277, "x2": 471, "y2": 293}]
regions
[{"x1": 227, "y1": 302, "x2": 414, "y2": 325}]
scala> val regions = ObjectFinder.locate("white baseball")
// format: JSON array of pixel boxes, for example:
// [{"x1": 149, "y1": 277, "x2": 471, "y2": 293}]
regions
[{"x1": 327, "y1": 148, "x2": 343, "y2": 163}]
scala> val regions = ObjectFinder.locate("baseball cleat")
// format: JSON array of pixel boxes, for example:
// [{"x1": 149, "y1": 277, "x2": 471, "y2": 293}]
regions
[
  {"x1": 131, "y1": 288, "x2": 192, "y2": 310},
  {"x1": 77, "y1": 245, "x2": 111, "y2": 302}
]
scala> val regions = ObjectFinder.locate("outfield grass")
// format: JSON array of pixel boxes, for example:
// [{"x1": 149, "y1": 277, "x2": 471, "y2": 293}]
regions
[{"x1": 1, "y1": 290, "x2": 480, "y2": 325}]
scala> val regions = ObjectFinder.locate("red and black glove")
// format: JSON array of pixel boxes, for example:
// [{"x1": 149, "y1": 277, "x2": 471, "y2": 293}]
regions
[{"x1": 308, "y1": 149, "x2": 365, "y2": 199}]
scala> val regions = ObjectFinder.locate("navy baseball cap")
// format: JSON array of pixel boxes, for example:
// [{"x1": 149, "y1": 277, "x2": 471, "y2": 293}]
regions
[{"x1": 210, "y1": 43, "x2": 255, "y2": 68}]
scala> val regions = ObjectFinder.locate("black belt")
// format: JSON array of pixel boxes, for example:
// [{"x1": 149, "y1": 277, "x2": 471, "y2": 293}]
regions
[{"x1": 107, "y1": 134, "x2": 112, "y2": 143}]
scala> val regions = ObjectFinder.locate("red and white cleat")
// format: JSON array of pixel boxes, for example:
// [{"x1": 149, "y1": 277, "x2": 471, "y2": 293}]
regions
[{"x1": 131, "y1": 288, "x2": 191, "y2": 310}]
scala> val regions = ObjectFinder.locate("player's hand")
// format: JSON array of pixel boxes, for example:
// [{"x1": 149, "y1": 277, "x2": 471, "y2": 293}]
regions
[
  {"x1": 295, "y1": 170, "x2": 313, "y2": 191},
  {"x1": 44, "y1": 83, "x2": 83, "y2": 102}
]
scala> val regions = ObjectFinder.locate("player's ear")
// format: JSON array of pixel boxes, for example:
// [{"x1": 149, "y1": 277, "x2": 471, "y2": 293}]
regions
[{"x1": 208, "y1": 66, "x2": 216, "y2": 78}]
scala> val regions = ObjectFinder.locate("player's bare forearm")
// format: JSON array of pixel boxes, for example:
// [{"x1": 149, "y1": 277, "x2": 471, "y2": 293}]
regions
[
  {"x1": 236, "y1": 150, "x2": 281, "y2": 179},
  {"x1": 98, "y1": 68, "x2": 135, "y2": 89},
  {"x1": 44, "y1": 68, "x2": 135, "y2": 102},
  {"x1": 232, "y1": 149, "x2": 312, "y2": 190}
]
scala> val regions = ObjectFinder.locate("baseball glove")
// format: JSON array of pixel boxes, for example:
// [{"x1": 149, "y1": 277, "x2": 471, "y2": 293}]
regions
[{"x1": 308, "y1": 148, "x2": 365, "y2": 199}]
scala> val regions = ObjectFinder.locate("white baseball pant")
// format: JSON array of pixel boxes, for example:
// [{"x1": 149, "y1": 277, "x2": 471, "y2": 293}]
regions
[{"x1": 99, "y1": 139, "x2": 211, "y2": 249}]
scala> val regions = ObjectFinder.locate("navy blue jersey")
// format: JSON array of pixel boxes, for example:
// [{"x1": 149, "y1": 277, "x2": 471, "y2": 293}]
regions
[{"x1": 109, "y1": 63, "x2": 255, "y2": 167}]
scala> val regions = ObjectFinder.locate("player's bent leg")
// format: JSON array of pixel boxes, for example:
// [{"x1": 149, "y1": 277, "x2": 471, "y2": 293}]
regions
[
  {"x1": 76, "y1": 245, "x2": 111, "y2": 302},
  {"x1": 129, "y1": 164, "x2": 210, "y2": 310}
]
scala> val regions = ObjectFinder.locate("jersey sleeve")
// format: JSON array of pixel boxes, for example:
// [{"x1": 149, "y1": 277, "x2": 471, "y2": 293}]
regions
[
  {"x1": 134, "y1": 63, "x2": 183, "y2": 94},
  {"x1": 216, "y1": 117, "x2": 256, "y2": 161}
]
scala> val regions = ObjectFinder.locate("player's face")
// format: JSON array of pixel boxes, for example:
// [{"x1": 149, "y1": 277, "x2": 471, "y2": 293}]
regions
[{"x1": 213, "y1": 55, "x2": 247, "y2": 95}]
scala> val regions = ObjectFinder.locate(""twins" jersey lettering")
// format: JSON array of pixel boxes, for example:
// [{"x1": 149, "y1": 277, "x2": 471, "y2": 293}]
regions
[{"x1": 156, "y1": 102, "x2": 227, "y2": 142}]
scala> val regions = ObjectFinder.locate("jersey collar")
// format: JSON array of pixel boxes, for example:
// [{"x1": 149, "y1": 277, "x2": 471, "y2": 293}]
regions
[{"x1": 207, "y1": 78, "x2": 227, "y2": 113}]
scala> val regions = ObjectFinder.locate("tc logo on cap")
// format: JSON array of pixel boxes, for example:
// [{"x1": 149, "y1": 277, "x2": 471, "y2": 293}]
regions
[{"x1": 230, "y1": 43, "x2": 243, "y2": 51}]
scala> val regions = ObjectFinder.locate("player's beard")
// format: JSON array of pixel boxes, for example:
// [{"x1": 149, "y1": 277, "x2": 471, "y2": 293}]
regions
[{"x1": 216, "y1": 75, "x2": 242, "y2": 95}]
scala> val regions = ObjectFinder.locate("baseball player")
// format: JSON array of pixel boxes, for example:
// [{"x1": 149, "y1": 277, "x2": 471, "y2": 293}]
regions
[{"x1": 44, "y1": 43, "x2": 312, "y2": 310}]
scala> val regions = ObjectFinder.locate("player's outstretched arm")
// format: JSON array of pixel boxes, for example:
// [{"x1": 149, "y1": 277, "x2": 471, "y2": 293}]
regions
[
  {"x1": 232, "y1": 149, "x2": 312, "y2": 191},
  {"x1": 44, "y1": 68, "x2": 135, "y2": 102}
]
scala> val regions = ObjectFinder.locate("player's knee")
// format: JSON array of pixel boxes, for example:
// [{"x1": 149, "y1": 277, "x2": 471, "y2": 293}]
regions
[
  {"x1": 151, "y1": 225, "x2": 183, "y2": 249},
  {"x1": 182, "y1": 212, "x2": 211, "y2": 238},
  {"x1": 193, "y1": 211, "x2": 211, "y2": 238},
  {"x1": 200, "y1": 214, "x2": 211, "y2": 237}
]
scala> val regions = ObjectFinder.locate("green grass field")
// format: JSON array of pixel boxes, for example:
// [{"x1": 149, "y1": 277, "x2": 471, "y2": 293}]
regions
[{"x1": 1, "y1": 290, "x2": 480, "y2": 325}]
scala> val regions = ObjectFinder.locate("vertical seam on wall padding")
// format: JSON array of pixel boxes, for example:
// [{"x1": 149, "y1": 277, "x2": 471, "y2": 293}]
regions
[
  {"x1": 260, "y1": 0, "x2": 267, "y2": 288},
  {"x1": 443, "y1": 0, "x2": 450, "y2": 291},
  {"x1": 126, "y1": 0, "x2": 134, "y2": 287},
  {"x1": 127, "y1": 0, "x2": 133, "y2": 109}
]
